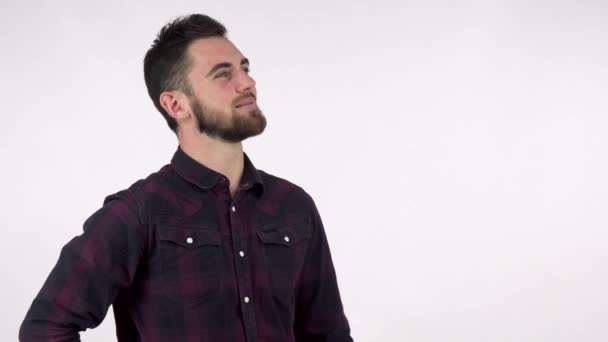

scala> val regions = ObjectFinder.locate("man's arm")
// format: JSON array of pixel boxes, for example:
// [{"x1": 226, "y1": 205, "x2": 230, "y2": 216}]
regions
[
  {"x1": 19, "y1": 190, "x2": 146, "y2": 341},
  {"x1": 294, "y1": 196, "x2": 354, "y2": 342}
]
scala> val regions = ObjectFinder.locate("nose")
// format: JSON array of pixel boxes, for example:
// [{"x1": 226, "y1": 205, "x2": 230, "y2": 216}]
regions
[{"x1": 236, "y1": 70, "x2": 256, "y2": 94}]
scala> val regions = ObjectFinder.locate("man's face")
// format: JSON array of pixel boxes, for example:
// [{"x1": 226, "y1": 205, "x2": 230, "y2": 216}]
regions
[{"x1": 184, "y1": 37, "x2": 266, "y2": 143}]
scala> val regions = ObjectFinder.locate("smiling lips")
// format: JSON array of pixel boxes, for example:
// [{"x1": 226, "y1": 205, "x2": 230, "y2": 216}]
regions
[{"x1": 235, "y1": 96, "x2": 256, "y2": 109}]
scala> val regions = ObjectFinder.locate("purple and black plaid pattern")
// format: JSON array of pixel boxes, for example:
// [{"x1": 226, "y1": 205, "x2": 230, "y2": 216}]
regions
[{"x1": 20, "y1": 146, "x2": 353, "y2": 342}]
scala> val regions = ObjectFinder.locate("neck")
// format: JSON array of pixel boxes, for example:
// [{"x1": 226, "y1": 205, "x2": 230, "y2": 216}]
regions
[{"x1": 178, "y1": 131, "x2": 245, "y2": 198}]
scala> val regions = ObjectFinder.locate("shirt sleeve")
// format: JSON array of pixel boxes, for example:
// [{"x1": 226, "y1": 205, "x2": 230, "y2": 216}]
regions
[
  {"x1": 19, "y1": 189, "x2": 147, "y2": 341},
  {"x1": 294, "y1": 196, "x2": 354, "y2": 342}
]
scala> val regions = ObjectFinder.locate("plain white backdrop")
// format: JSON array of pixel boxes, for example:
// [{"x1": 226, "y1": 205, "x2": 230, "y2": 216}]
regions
[{"x1": 2, "y1": 0, "x2": 607, "y2": 341}]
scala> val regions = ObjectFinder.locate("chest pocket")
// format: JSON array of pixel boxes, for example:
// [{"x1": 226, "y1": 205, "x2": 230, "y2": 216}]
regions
[
  {"x1": 256, "y1": 220, "x2": 312, "y2": 288},
  {"x1": 159, "y1": 226, "x2": 221, "y2": 249},
  {"x1": 157, "y1": 224, "x2": 223, "y2": 298}
]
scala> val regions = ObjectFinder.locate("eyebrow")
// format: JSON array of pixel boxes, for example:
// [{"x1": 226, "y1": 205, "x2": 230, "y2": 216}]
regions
[{"x1": 206, "y1": 58, "x2": 250, "y2": 78}]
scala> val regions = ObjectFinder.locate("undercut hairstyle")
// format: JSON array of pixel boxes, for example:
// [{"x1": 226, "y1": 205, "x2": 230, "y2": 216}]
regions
[{"x1": 144, "y1": 14, "x2": 227, "y2": 133}]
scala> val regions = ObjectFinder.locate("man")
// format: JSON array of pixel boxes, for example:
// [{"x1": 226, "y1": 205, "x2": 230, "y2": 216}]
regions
[{"x1": 19, "y1": 14, "x2": 353, "y2": 342}]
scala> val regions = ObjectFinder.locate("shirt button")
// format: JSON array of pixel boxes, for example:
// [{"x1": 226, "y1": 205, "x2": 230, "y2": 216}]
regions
[
  {"x1": 186, "y1": 237, "x2": 194, "y2": 244},
  {"x1": 231, "y1": 206, "x2": 236, "y2": 212},
  {"x1": 284, "y1": 236, "x2": 290, "y2": 243},
  {"x1": 239, "y1": 251, "x2": 245, "y2": 257},
  {"x1": 244, "y1": 296, "x2": 250, "y2": 303}
]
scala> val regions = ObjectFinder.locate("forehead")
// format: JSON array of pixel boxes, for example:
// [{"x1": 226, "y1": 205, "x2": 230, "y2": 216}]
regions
[{"x1": 187, "y1": 37, "x2": 245, "y2": 70}]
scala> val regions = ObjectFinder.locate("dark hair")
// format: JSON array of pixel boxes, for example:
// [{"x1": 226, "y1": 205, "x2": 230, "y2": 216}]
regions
[{"x1": 144, "y1": 14, "x2": 227, "y2": 133}]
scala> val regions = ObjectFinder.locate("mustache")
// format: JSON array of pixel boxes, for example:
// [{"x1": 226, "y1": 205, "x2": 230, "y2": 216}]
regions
[{"x1": 233, "y1": 93, "x2": 256, "y2": 105}]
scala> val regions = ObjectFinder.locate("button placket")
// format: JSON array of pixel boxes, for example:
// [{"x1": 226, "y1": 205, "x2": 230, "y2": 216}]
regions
[{"x1": 228, "y1": 198, "x2": 256, "y2": 339}]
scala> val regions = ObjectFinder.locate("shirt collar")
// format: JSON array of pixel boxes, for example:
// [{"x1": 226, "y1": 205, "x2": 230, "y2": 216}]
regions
[{"x1": 170, "y1": 146, "x2": 264, "y2": 196}]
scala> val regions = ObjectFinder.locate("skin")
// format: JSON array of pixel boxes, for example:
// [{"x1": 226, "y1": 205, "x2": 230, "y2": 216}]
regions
[{"x1": 159, "y1": 37, "x2": 264, "y2": 198}]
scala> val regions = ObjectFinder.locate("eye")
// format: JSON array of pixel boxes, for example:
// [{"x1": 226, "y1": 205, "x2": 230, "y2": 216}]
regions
[
  {"x1": 243, "y1": 67, "x2": 250, "y2": 73},
  {"x1": 215, "y1": 71, "x2": 231, "y2": 79}
]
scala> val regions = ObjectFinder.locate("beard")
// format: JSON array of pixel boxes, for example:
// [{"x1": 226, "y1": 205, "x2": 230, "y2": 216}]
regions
[{"x1": 190, "y1": 94, "x2": 267, "y2": 143}]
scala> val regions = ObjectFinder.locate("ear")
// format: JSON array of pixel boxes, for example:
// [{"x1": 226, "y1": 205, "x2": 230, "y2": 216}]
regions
[{"x1": 159, "y1": 91, "x2": 190, "y2": 121}]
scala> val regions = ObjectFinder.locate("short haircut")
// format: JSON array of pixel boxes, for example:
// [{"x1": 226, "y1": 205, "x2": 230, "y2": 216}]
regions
[{"x1": 143, "y1": 14, "x2": 227, "y2": 133}]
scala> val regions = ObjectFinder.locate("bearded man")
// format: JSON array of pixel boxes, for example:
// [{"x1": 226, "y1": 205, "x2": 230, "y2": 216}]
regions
[{"x1": 20, "y1": 14, "x2": 353, "y2": 342}]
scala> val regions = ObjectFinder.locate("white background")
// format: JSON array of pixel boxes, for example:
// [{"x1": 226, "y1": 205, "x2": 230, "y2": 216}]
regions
[{"x1": 2, "y1": 0, "x2": 607, "y2": 341}]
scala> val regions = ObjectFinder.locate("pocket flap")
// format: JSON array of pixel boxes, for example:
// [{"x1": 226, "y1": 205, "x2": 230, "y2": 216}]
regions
[
  {"x1": 256, "y1": 222, "x2": 311, "y2": 247},
  {"x1": 158, "y1": 225, "x2": 221, "y2": 249}
]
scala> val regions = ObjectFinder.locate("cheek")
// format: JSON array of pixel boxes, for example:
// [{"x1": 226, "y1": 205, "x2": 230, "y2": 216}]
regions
[
  {"x1": 196, "y1": 91, "x2": 230, "y2": 110},
  {"x1": 214, "y1": 84, "x2": 236, "y2": 105}
]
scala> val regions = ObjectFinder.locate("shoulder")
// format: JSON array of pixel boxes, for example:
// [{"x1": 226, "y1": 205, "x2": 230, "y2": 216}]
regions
[
  {"x1": 257, "y1": 169, "x2": 318, "y2": 214},
  {"x1": 99, "y1": 164, "x2": 177, "y2": 223}
]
